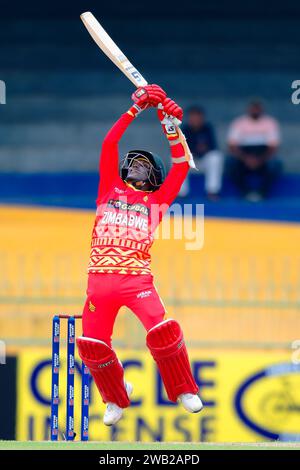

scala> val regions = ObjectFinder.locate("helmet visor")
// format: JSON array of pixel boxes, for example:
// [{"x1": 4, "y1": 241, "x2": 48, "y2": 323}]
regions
[{"x1": 121, "y1": 152, "x2": 162, "y2": 188}]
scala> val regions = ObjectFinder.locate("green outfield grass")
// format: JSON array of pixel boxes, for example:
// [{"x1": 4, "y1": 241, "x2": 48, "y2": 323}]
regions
[{"x1": 0, "y1": 441, "x2": 299, "y2": 451}]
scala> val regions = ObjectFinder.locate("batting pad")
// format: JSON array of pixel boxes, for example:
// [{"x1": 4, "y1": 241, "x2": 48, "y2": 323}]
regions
[
  {"x1": 146, "y1": 319, "x2": 199, "y2": 402},
  {"x1": 76, "y1": 337, "x2": 130, "y2": 408}
]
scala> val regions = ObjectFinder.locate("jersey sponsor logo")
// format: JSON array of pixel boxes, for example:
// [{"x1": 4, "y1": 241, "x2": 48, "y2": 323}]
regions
[
  {"x1": 137, "y1": 290, "x2": 152, "y2": 299},
  {"x1": 107, "y1": 199, "x2": 149, "y2": 216},
  {"x1": 114, "y1": 187, "x2": 125, "y2": 194},
  {"x1": 101, "y1": 211, "x2": 148, "y2": 232}
]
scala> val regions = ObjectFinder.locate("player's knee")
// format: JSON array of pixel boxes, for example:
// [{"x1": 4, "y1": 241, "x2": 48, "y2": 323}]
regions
[
  {"x1": 76, "y1": 336, "x2": 130, "y2": 408},
  {"x1": 146, "y1": 319, "x2": 198, "y2": 402},
  {"x1": 82, "y1": 328, "x2": 112, "y2": 349},
  {"x1": 76, "y1": 336, "x2": 114, "y2": 370},
  {"x1": 146, "y1": 319, "x2": 183, "y2": 352}
]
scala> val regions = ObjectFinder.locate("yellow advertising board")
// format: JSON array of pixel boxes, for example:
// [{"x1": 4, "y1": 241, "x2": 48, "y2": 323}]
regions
[{"x1": 17, "y1": 349, "x2": 300, "y2": 442}]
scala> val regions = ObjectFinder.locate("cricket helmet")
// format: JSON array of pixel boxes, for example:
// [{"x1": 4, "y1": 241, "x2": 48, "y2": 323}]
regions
[{"x1": 120, "y1": 150, "x2": 166, "y2": 190}]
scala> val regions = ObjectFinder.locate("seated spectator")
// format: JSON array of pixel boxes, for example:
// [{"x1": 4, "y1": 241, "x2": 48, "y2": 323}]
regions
[
  {"x1": 226, "y1": 100, "x2": 282, "y2": 201},
  {"x1": 181, "y1": 106, "x2": 223, "y2": 200}
]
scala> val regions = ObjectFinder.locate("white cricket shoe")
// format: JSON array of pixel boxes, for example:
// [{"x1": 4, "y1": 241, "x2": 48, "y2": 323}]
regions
[
  {"x1": 179, "y1": 393, "x2": 203, "y2": 413},
  {"x1": 103, "y1": 382, "x2": 133, "y2": 426}
]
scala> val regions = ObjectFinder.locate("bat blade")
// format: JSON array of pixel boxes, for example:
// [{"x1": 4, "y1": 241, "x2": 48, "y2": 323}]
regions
[
  {"x1": 80, "y1": 12, "x2": 184, "y2": 129},
  {"x1": 80, "y1": 12, "x2": 148, "y2": 87}
]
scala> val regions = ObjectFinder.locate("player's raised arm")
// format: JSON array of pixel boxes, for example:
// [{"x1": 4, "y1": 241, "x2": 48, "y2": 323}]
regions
[
  {"x1": 97, "y1": 85, "x2": 166, "y2": 199},
  {"x1": 154, "y1": 98, "x2": 191, "y2": 206}
]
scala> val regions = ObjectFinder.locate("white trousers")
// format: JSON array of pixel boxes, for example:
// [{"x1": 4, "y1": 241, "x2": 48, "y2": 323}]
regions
[{"x1": 179, "y1": 150, "x2": 224, "y2": 196}]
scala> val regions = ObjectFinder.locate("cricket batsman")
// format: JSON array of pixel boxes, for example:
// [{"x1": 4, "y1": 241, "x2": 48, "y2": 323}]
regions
[{"x1": 76, "y1": 84, "x2": 203, "y2": 425}]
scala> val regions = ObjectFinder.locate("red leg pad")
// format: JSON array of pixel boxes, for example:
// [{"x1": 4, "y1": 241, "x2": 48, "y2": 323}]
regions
[
  {"x1": 146, "y1": 319, "x2": 199, "y2": 402},
  {"x1": 76, "y1": 337, "x2": 130, "y2": 408}
]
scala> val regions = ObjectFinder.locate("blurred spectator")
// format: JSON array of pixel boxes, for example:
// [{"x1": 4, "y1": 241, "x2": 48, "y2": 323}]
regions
[
  {"x1": 181, "y1": 106, "x2": 223, "y2": 200},
  {"x1": 226, "y1": 100, "x2": 282, "y2": 201}
]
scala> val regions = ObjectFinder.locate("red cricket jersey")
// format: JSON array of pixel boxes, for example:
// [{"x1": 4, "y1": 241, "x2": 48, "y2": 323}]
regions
[{"x1": 88, "y1": 112, "x2": 189, "y2": 275}]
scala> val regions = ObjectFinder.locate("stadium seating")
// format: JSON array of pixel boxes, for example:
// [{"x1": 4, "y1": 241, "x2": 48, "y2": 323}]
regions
[{"x1": 0, "y1": 0, "x2": 299, "y2": 219}]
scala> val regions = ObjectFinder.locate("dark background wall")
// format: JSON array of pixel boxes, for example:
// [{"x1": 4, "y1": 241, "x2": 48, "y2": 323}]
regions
[
  {"x1": 0, "y1": 0, "x2": 299, "y2": 218},
  {"x1": 0, "y1": 357, "x2": 17, "y2": 439}
]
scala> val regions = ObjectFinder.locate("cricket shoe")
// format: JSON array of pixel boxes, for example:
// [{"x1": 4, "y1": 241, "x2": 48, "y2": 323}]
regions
[
  {"x1": 103, "y1": 382, "x2": 133, "y2": 426},
  {"x1": 179, "y1": 393, "x2": 203, "y2": 413}
]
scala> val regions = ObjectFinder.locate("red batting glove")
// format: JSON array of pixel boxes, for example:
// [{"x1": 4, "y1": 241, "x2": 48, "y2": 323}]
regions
[
  {"x1": 132, "y1": 84, "x2": 166, "y2": 109},
  {"x1": 148, "y1": 84, "x2": 167, "y2": 105},
  {"x1": 128, "y1": 84, "x2": 166, "y2": 118},
  {"x1": 162, "y1": 97, "x2": 183, "y2": 122},
  {"x1": 157, "y1": 106, "x2": 180, "y2": 142}
]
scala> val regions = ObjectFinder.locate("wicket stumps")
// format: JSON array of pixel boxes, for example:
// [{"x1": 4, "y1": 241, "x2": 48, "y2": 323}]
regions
[{"x1": 50, "y1": 314, "x2": 90, "y2": 441}]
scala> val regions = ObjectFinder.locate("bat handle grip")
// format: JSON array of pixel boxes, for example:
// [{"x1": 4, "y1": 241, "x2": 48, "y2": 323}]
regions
[
  {"x1": 171, "y1": 116, "x2": 182, "y2": 126},
  {"x1": 157, "y1": 103, "x2": 182, "y2": 127}
]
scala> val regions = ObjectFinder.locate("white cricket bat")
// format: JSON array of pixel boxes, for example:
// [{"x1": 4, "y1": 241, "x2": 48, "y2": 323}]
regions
[
  {"x1": 80, "y1": 12, "x2": 198, "y2": 168},
  {"x1": 80, "y1": 12, "x2": 181, "y2": 126},
  {"x1": 80, "y1": 11, "x2": 148, "y2": 89}
]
